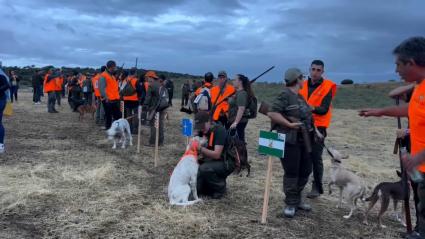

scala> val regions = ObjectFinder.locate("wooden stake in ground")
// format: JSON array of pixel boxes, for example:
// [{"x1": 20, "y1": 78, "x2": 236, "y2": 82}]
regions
[
  {"x1": 120, "y1": 101, "x2": 125, "y2": 119},
  {"x1": 137, "y1": 105, "x2": 142, "y2": 153},
  {"x1": 154, "y1": 112, "x2": 160, "y2": 167},
  {"x1": 258, "y1": 130, "x2": 285, "y2": 224},
  {"x1": 261, "y1": 156, "x2": 273, "y2": 224}
]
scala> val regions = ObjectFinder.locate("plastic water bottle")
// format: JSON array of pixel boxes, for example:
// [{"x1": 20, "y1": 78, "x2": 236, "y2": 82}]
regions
[{"x1": 400, "y1": 147, "x2": 424, "y2": 183}]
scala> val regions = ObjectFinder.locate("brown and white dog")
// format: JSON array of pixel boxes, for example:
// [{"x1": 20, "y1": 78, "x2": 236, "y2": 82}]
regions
[
  {"x1": 77, "y1": 104, "x2": 96, "y2": 121},
  {"x1": 363, "y1": 171, "x2": 408, "y2": 228}
]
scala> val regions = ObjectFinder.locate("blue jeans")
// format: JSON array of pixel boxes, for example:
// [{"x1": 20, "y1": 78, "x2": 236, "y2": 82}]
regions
[{"x1": 0, "y1": 96, "x2": 6, "y2": 144}]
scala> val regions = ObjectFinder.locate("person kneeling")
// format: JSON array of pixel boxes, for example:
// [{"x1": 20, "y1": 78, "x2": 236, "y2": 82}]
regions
[{"x1": 194, "y1": 111, "x2": 235, "y2": 199}]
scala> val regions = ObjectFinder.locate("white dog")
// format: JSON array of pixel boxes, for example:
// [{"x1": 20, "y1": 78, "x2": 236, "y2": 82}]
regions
[
  {"x1": 168, "y1": 137, "x2": 206, "y2": 206},
  {"x1": 328, "y1": 148, "x2": 366, "y2": 219},
  {"x1": 106, "y1": 119, "x2": 133, "y2": 149}
]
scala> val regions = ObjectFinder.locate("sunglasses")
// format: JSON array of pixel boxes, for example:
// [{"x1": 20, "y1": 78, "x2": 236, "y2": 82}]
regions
[
  {"x1": 311, "y1": 68, "x2": 322, "y2": 72},
  {"x1": 218, "y1": 75, "x2": 226, "y2": 79}
]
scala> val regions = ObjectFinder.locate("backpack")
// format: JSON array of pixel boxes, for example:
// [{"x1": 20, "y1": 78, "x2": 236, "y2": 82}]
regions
[
  {"x1": 245, "y1": 96, "x2": 258, "y2": 119},
  {"x1": 157, "y1": 86, "x2": 170, "y2": 112},
  {"x1": 193, "y1": 87, "x2": 211, "y2": 111},
  {"x1": 222, "y1": 130, "x2": 251, "y2": 176}
]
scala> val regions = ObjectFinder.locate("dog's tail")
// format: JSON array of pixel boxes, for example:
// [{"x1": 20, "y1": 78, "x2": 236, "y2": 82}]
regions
[
  {"x1": 363, "y1": 183, "x2": 381, "y2": 202},
  {"x1": 171, "y1": 199, "x2": 202, "y2": 206}
]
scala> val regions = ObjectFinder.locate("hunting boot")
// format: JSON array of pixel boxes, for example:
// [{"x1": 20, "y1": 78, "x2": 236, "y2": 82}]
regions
[
  {"x1": 297, "y1": 177, "x2": 311, "y2": 211},
  {"x1": 307, "y1": 184, "x2": 321, "y2": 199},
  {"x1": 283, "y1": 177, "x2": 299, "y2": 218}
]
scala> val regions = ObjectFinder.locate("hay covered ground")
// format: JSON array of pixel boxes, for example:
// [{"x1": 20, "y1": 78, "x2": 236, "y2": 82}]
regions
[{"x1": 1, "y1": 90, "x2": 412, "y2": 238}]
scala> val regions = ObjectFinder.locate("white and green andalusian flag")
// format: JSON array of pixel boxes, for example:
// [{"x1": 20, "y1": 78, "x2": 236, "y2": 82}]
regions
[{"x1": 258, "y1": 130, "x2": 286, "y2": 158}]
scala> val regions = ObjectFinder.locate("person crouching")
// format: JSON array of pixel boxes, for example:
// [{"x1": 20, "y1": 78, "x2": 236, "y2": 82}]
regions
[{"x1": 194, "y1": 111, "x2": 235, "y2": 199}]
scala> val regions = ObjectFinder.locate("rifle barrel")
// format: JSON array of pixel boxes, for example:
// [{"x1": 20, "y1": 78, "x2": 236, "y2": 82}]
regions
[{"x1": 250, "y1": 66, "x2": 275, "y2": 83}]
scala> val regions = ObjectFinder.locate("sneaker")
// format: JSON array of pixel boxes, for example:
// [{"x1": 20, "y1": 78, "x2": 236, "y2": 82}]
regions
[
  {"x1": 283, "y1": 206, "x2": 296, "y2": 218},
  {"x1": 0, "y1": 144, "x2": 4, "y2": 154}
]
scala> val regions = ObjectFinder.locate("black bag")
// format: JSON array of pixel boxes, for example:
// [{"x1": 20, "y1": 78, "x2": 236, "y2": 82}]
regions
[
  {"x1": 157, "y1": 86, "x2": 170, "y2": 112},
  {"x1": 245, "y1": 96, "x2": 258, "y2": 119},
  {"x1": 223, "y1": 130, "x2": 251, "y2": 176}
]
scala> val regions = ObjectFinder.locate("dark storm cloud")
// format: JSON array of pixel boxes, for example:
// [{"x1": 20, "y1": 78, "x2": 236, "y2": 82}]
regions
[{"x1": 0, "y1": 0, "x2": 424, "y2": 82}]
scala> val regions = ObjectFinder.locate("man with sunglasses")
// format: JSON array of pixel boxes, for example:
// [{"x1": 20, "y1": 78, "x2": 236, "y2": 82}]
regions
[
  {"x1": 299, "y1": 60, "x2": 337, "y2": 199},
  {"x1": 210, "y1": 71, "x2": 236, "y2": 128}
]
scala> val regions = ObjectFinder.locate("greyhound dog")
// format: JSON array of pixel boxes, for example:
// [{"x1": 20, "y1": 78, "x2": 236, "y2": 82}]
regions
[
  {"x1": 106, "y1": 119, "x2": 133, "y2": 149},
  {"x1": 363, "y1": 171, "x2": 408, "y2": 228},
  {"x1": 327, "y1": 148, "x2": 367, "y2": 219},
  {"x1": 168, "y1": 137, "x2": 206, "y2": 206}
]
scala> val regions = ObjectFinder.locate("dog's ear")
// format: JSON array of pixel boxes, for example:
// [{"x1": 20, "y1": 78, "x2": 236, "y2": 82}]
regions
[{"x1": 396, "y1": 170, "x2": 402, "y2": 177}]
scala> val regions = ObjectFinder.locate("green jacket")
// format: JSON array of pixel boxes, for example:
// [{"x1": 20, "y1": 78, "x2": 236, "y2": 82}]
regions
[{"x1": 144, "y1": 80, "x2": 161, "y2": 111}]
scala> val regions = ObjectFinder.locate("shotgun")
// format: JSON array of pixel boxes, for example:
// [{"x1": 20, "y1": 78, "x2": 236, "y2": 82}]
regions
[
  {"x1": 250, "y1": 66, "x2": 275, "y2": 84},
  {"x1": 395, "y1": 96, "x2": 413, "y2": 234}
]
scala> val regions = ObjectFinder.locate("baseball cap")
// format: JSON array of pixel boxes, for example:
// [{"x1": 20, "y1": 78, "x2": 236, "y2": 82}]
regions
[
  {"x1": 194, "y1": 111, "x2": 210, "y2": 130},
  {"x1": 284, "y1": 68, "x2": 303, "y2": 85},
  {"x1": 145, "y1": 70, "x2": 158, "y2": 79}
]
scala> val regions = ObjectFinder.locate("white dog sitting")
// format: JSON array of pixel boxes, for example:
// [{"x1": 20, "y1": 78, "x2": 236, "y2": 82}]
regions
[
  {"x1": 106, "y1": 119, "x2": 133, "y2": 149},
  {"x1": 168, "y1": 137, "x2": 206, "y2": 206}
]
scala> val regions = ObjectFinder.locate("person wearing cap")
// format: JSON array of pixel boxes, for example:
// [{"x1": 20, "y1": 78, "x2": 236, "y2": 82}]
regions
[
  {"x1": 143, "y1": 70, "x2": 165, "y2": 146},
  {"x1": 299, "y1": 60, "x2": 337, "y2": 199},
  {"x1": 194, "y1": 111, "x2": 235, "y2": 199},
  {"x1": 99, "y1": 60, "x2": 121, "y2": 129},
  {"x1": 268, "y1": 68, "x2": 315, "y2": 218},
  {"x1": 210, "y1": 70, "x2": 236, "y2": 128}
]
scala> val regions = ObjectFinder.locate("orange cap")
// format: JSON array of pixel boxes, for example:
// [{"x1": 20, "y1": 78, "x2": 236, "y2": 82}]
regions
[{"x1": 145, "y1": 71, "x2": 158, "y2": 79}]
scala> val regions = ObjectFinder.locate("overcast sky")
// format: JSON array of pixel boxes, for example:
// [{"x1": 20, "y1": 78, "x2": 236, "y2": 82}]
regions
[{"x1": 0, "y1": 0, "x2": 424, "y2": 83}]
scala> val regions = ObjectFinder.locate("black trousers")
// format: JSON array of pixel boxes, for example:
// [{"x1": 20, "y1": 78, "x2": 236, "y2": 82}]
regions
[
  {"x1": 197, "y1": 160, "x2": 235, "y2": 197},
  {"x1": 181, "y1": 94, "x2": 189, "y2": 107},
  {"x1": 124, "y1": 100, "x2": 139, "y2": 134},
  {"x1": 311, "y1": 127, "x2": 327, "y2": 193},
  {"x1": 417, "y1": 178, "x2": 425, "y2": 236},
  {"x1": 281, "y1": 141, "x2": 312, "y2": 206},
  {"x1": 103, "y1": 101, "x2": 121, "y2": 129},
  {"x1": 236, "y1": 121, "x2": 248, "y2": 143}
]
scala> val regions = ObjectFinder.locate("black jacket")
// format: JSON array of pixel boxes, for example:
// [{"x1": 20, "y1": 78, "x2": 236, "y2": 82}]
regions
[{"x1": 0, "y1": 75, "x2": 11, "y2": 99}]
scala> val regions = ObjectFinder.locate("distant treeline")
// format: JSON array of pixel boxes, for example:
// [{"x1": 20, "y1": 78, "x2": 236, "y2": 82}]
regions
[{"x1": 1, "y1": 65, "x2": 202, "y2": 87}]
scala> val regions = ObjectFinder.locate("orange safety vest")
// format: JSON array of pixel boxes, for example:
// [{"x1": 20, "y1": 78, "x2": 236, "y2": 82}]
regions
[
  {"x1": 55, "y1": 76, "x2": 63, "y2": 91},
  {"x1": 409, "y1": 80, "x2": 425, "y2": 172},
  {"x1": 195, "y1": 82, "x2": 213, "y2": 96},
  {"x1": 44, "y1": 74, "x2": 56, "y2": 93},
  {"x1": 210, "y1": 84, "x2": 236, "y2": 121},
  {"x1": 299, "y1": 79, "x2": 337, "y2": 128},
  {"x1": 92, "y1": 73, "x2": 101, "y2": 97},
  {"x1": 124, "y1": 76, "x2": 138, "y2": 101},
  {"x1": 100, "y1": 71, "x2": 120, "y2": 101}
]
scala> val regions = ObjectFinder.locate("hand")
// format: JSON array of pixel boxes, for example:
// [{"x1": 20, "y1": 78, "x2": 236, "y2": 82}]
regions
[
  {"x1": 396, "y1": 129, "x2": 407, "y2": 139},
  {"x1": 358, "y1": 108, "x2": 383, "y2": 117},
  {"x1": 289, "y1": 122, "x2": 303, "y2": 129},
  {"x1": 230, "y1": 122, "x2": 237, "y2": 129}
]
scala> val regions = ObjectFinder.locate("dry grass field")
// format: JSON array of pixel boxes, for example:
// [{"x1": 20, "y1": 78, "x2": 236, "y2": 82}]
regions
[{"x1": 0, "y1": 90, "x2": 412, "y2": 238}]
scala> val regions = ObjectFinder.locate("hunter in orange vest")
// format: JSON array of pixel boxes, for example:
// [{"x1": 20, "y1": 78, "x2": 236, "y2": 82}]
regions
[
  {"x1": 210, "y1": 71, "x2": 235, "y2": 125},
  {"x1": 358, "y1": 37, "x2": 425, "y2": 234},
  {"x1": 44, "y1": 69, "x2": 59, "y2": 113},
  {"x1": 299, "y1": 60, "x2": 336, "y2": 198},
  {"x1": 99, "y1": 60, "x2": 121, "y2": 129}
]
